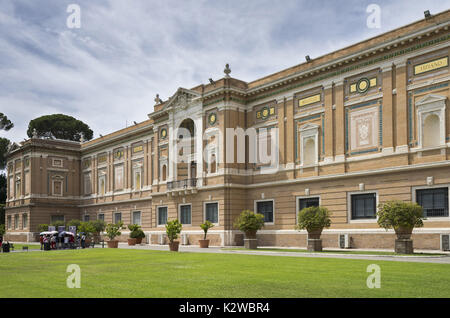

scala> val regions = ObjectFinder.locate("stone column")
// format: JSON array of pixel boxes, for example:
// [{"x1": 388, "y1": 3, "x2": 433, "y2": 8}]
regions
[
  {"x1": 285, "y1": 96, "x2": 295, "y2": 171},
  {"x1": 153, "y1": 127, "x2": 159, "y2": 185},
  {"x1": 395, "y1": 61, "x2": 408, "y2": 152},
  {"x1": 334, "y1": 81, "x2": 345, "y2": 161},
  {"x1": 323, "y1": 82, "x2": 334, "y2": 162},
  {"x1": 195, "y1": 114, "x2": 204, "y2": 187},
  {"x1": 382, "y1": 64, "x2": 394, "y2": 154},
  {"x1": 277, "y1": 97, "x2": 286, "y2": 167}
]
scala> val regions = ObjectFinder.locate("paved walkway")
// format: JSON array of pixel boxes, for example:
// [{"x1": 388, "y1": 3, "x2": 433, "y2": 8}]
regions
[
  {"x1": 4, "y1": 242, "x2": 450, "y2": 264},
  {"x1": 118, "y1": 243, "x2": 450, "y2": 264}
]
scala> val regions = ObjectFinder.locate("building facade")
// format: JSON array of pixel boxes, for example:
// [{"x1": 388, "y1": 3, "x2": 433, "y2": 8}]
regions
[{"x1": 5, "y1": 10, "x2": 450, "y2": 250}]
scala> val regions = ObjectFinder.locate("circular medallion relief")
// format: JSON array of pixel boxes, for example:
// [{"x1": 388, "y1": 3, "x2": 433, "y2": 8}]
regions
[
  {"x1": 208, "y1": 113, "x2": 217, "y2": 126},
  {"x1": 261, "y1": 107, "x2": 270, "y2": 120},
  {"x1": 356, "y1": 78, "x2": 370, "y2": 94},
  {"x1": 160, "y1": 128, "x2": 167, "y2": 139}
]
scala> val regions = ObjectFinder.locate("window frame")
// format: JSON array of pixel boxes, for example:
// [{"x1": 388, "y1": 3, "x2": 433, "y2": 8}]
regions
[
  {"x1": 7, "y1": 215, "x2": 12, "y2": 230},
  {"x1": 97, "y1": 213, "x2": 105, "y2": 222},
  {"x1": 178, "y1": 203, "x2": 192, "y2": 226},
  {"x1": 296, "y1": 195, "x2": 321, "y2": 225},
  {"x1": 348, "y1": 191, "x2": 378, "y2": 223},
  {"x1": 22, "y1": 213, "x2": 28, "y2": 229},
  {"x1": 114, "y1": 212, "x2": 122, "y2": 224},
  {"x1": 157, "y1": 206, "x2": 168, "y2": 227},
  {"x1": 203, "y1": 201, "x2": 219, "y2": 225},
  {"x1": 254, "y1": 199, "x2": 275, "y2": 225},
  {"x1": 132, "y1": 211, "x2": 142, "y2": 226},
  {"x1": 412, "y1": 184, "x2": 450, "y2": 222}
]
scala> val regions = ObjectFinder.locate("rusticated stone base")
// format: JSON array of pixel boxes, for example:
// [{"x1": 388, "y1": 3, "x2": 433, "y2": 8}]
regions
[
  {"x1": 307, "y1": 239, "x2": 322, "y2": 252},
  {"x1": 395, "y1": 239, "x2": 414, "y2": 254},
  {"x1": 244, "y1": 239, "x2": 258, "y2": 249}
]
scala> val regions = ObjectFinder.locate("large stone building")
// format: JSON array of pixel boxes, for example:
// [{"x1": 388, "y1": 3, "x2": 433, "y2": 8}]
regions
[{"x1": 5, "y1": 10, "x2": 450, "y2": 250}]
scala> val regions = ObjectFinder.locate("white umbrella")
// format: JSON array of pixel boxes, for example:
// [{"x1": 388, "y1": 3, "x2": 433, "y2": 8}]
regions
[{"x1": 40, "y1": 231, "x2": 58, "y2": 235}]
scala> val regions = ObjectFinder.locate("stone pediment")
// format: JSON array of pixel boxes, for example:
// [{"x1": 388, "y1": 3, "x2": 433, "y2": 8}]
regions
[
  {"x1": 416, "y1": 94, "x2": 447, "y2": 106},
  {"x1": 299, "y1": 122, "x2": 319, "y2": 132},
  {"x1": 164, "y1": 87, "x2": 201, "y2": 111}
]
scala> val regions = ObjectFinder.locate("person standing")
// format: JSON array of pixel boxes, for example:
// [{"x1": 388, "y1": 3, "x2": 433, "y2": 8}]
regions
[
  {"x1": 81, "y1": 234, "x2": 86, "y2": 249},
  {"x1": 64, "y1": 235, "x2": 69, "y2": 249}
]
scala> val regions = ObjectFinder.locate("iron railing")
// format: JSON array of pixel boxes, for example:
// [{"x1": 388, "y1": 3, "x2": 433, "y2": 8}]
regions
[{"x1": 167, "y1": 178, "x2": 197, "y2": 191}]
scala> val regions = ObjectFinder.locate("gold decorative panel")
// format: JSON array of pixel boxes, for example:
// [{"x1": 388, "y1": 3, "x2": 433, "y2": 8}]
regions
[
  {"x1": 299, "y1": 94, "x2": 321, "y2": 107},
  {"x1": 414, "y1": 56, "x2": 448, "y2": 75},
  {"x1": 133, "y1": 145, "x2": 143, "y2": 153}
]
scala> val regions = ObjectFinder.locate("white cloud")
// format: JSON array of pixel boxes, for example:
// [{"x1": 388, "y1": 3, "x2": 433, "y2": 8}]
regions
[{"x1": 0, "y1": 0, "x2": 448, "y2": 143}]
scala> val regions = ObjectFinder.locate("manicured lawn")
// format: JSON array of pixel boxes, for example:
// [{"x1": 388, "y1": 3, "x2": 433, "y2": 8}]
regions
[
  {"x1": 8, "y1": 244, "x2": 42, "y2": 251},
  {"x1": 0, "y1": 249, "x2": 449, "y2": 298},
  {"x1": 223, "y1": 247, "x2": 446, "y2": 256}
]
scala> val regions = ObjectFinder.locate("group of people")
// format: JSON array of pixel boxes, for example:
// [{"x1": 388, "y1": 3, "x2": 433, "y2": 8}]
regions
[{"x1": 40, "y1": 233, "x2": 87, "y2": 250}]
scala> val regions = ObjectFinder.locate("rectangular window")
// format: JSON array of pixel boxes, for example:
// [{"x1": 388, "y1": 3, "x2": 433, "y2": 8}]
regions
[
  {"x1": 84, "y1": 215, "x2": 90, "y2": 222},
  {"x1": 158, "y1": 207, "x2": 168, "y2": 226},
  {"x1": 179, "y1": 205, "x2": 191, "y2": 225},
  {"x1": 51, "y1": 215, "x2": 65, "y2": 224},
  {"x1": 205, "y1": 202, "x2": 219, "y2": 224},
  {"x1": 298, "y1": 197, "x2": 320, "y2": 211},
  {"x1": 22, "y1": 214, "x2": 28, "y2": 229},
  {"x1": 7, "y1": 215, "x2": 11, "y2": 229},
  {"x1": 416, "y1": 187, "x2": 449, "y2": 217},
  {"x1": 14, "y1": 214, "x2": 19, "y2": 229},
  {"x1": 256, "y1": 200, "x2": 274, "y2": 223},
  {"x1": 132, "y1": 211, "x2": 141, "y2": 226},
  {"x1": 98, "y1": 213, "x2": 105, "y2": 221},
  {"x1": 351, "y1": 193, "x2": 376, "y2": 219},
  {"x1": 114, "y1": 212, "x2": 122, "y2": 224},
  {"x1": 53, "y1": 180, "x2": 63, "y2": 196}
]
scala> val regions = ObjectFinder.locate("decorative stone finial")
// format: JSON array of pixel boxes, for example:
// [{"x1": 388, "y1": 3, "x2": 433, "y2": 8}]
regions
[
  {"x1": 154, "y1": 94, "x2": 162, "y2": 105},
  {"x1": 224, "y1": 63, "x2": 231, "y2": 78},
  {"x1": 32, "y1": 128, "x2": 38, "y2": 139},
  {"x1": 80, "y1": 133, "x2": 85, "y2": 143}
]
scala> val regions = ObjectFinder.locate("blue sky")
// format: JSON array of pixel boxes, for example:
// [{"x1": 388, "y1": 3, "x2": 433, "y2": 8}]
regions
[{"x1": 0, "y1": 0, "x2": 448, "y2": 143}]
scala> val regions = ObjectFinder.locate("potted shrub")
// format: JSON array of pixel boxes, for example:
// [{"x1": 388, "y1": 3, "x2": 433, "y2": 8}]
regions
[
  {"x1": 165, "y1": 219, "x2": 182, "y2": 252},
  {"x1": 233, "y1": 210, "x2": 265, "y2": 249},
  {"x1": 127, "y1": 224, "x2": 139, "y2": 246},
  {"x1": 105, "y1": 221, "x2": 124, "y2": 248},
  {"x1": 199, "y1": 221, "x2": 214, "y2": 248},
  {"x1": 127, "y1": 224, "x2": 145, "y2": 245},
  {"x1": 78, "y1": 221, "x2": 96, "y2": 247},
  {"x1": 377, "y1": 200, "x2": 424, "y2": 254},
  {"x1": 296, "y1": 206, "x2": 331, "y2": 252},
  {"x1": 91, "y1": 219, "x2": 106, "y2": 244}
]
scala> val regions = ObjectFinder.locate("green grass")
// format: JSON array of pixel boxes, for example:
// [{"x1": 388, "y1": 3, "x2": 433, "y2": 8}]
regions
[
  {"x1": 0, "y1": 249, "x2": 449, "y2": 298},
  {"x1": 9, "y1": 244, "x2": 42, "y2": 251},
  {"x1": 222, "y1": 247, "x2": 446, "y2": 256}
]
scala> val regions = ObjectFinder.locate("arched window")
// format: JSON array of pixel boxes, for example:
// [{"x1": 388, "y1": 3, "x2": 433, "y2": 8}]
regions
[
  {"x1": 210, "y1": 154, "x2": 217, "y2": 174},
  {"x1": 423, "y1": 114, "x2": 440, "y2": 148},
  {"x1": 162, "y1": 165, "x2": 167, "y2": 181}
]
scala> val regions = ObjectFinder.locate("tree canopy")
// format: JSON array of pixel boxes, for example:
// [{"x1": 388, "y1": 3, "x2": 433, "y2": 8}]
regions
[
  {"x1": 27, "y1": 114, "x2": 94, "y2": 141},
  {"x1": 0, "y1": 113, "x2": 13, "y2": 131}
]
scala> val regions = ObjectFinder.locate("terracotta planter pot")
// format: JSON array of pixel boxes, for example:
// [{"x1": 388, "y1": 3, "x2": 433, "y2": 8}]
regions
[
  {"x1": 107, "y1": 240, "x2": 119, "y2": 248},
  {"x1": 128, "y1": 238, "x2": 137, "y2": 246},
  {"x1": 199, "y1": 239, "x2": 210, "y2": 248},
  {"x1": 169, "y1": 241, "x2": 180, "y2": 252},
  {"x1": 307, "y1": 229, "x2": 323, "y2": 240},
  {"x1": 394, "y1": 227, "x2": 413, "y2": 240},
  {"x1": 245, "y1": 230, "x2": 257, "y2": 239},
  {"x1": 135, "y1": 237, "x2": 143, "y2": 244}
]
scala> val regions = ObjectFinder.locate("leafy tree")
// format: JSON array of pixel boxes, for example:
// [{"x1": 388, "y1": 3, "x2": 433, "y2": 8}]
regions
[
  {"x1": 165, "y1": 219, "x2": 182, "y2": 243},
  {"x1": 233, "y1": 210, "x2": 265, "y2": 238},
  {"x1": 67, "y1": 219, "x2": 82, "y2": 229},
  {"x1": 0, "y1": 223, "x2": 5, "y2": 237},
  {"x1": 0, "y1": 138, "x2": 19, "y2": 170},
  {"x1": 37, "y1": 224, "x2": 49, "y2": 233},
  {"x1": 78, "y1": 221, "x2": 96, "y2": 238},
  {"x1": 296, "y1": 206, "x2": 331, "y2": 232},
  {"x1": 91, "y1": 219, "x2": 106, "y2": 234},
  {"x1": 0, "y1": 205, "x2": 4, "y2": 227},
  {"x1": 200, "y1": 221, "x2": 214, "y2": 240},
  {"x1": 377, "y1": 201, "x2": 424, "y2": 230},
  {"x1": 50, "y1": 220, "x2": 65, "y2": 228},
  {"x1": 0, "y1": 113, "x2": 13, "y2": 131},
  {"x1": 105, "y1": 221, "x2": 124, "y2": 241},
  {"x1": 27, "y1": 114, "x2": 93, "y2": 141}
]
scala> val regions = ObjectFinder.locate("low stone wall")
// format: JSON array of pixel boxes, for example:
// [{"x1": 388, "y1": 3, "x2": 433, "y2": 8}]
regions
[{"x1": 248, "y1": 232, "x2": 442, "y2": 250}]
